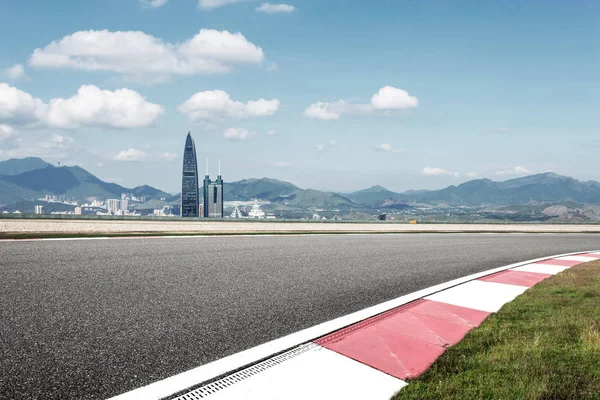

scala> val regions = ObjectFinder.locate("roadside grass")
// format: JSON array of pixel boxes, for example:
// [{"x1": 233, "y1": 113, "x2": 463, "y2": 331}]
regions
[{"x1": 393, "y1": 260, "x2": 600, "y2": 400}]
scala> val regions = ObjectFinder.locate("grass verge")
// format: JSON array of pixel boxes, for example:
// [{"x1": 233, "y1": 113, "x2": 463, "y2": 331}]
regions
[{"x1": 393, "y1": 260, "x2": 600, "y2": 400}]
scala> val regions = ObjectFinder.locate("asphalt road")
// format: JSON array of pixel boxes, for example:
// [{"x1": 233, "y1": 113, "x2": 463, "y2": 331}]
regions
[{"x1": 1, "y1": 234, "x2": 599, "y2": 399}]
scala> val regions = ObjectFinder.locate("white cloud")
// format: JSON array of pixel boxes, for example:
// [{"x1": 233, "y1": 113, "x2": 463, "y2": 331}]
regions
[
  {"x1": 4, "y1": 64, "x2": 28, "y2": 80},
  {"x1": 159, "y1": 152, "x2": 178, "y2": 161},
  {"x1": 374, "y1": 143, "x2": 402, "y2": 154},
  {"x1": 0, "y1": 83, "x2": 163, "y2": 129},
  {"x1": 0, "y1": 83, "x2": 46, "y2": 123},
  {"x1": 266, "y1": 62, "x2": 278, "y2": 71},
  {"x1": 495, "y1": 166, "x2": 532, "y2": 176},
  {"x1": 371, "y1": 86, "x2": 418, "y2": 110},
  {"x1": 256, "y1": 3, "x2": 296, "y2": 13},
  {"x1": 465, "y1": 172, "x2": 479, "y2": 179},
  {"x1": 266, "y1": 129, "x2": 277, "y2": 135},
  {"x1": 270, "y1": 161, "x2": 293, "y2": 168},
  {"x1": 304, "y1": 86, "x2": 418, "y2": 120},
  {"x1": 29, "y1": 29, "x2": 264, "y2": 80},
  {"x1": 198, "y1": 0, "x2": 249, "y2": 9},
  {"x1": 179, "y1": 90, "x2": 279, "y2": 122},
  {"x1": 422, "y1": 167, "x2": 460, "y2": 178},
  {"x1": 0, "y1": 124, "x2": 14, "y2": 139},
  {"x1": 223, "y1": 127, "x2": 255, "y2": 141},
  {"x1": 314, "y1": 140, "x2": 336, "y2": 152},
  {"x1": 139, "y1": 0, "x2": 168, "y2": 8},
  {"x1": 113, "y1": 148, "x2": 148, "y2": 161},
  {"x1": 496, "y1": 127, "x2": 509, "y2": 133}
]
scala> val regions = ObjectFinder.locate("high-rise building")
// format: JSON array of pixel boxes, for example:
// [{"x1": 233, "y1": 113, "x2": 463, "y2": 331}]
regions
[
  {"x1": 107, "y1": 199, "x2": 120, "y2": 214},
  {"x1": 34, "y1": 205, "x2": 44, "y2": 214},
  {"x1": 181, "y1": 132, "x2": 200, "y2": 217},
  {"x1": 120, "y1": 193, "x2": 129, "y2": 212},
  {"x1": 203, "y1": 159, "x2": 224, "y2": 218},
  {"x1": 74, "y1": 207, "x2": 82, "y2": 215}
]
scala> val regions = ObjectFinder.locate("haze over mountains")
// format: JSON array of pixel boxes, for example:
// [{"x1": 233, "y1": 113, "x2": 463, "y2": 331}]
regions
[{"x1": 1, "y1": 157, "x2": 600, "y2": 209}]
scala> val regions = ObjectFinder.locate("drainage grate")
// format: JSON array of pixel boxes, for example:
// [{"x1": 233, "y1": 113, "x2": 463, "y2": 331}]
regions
[{"x1": 173, "y1": 343, "x2": 319, "y2": 399}]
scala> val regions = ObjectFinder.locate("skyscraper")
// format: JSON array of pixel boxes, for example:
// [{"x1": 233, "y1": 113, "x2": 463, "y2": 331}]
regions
[
  {"x1": 203, "y1": 159, "x2": 224, "y2": 218},
  {"x1": 181, "y1": 132, "x2": 199, "y2": 217}
]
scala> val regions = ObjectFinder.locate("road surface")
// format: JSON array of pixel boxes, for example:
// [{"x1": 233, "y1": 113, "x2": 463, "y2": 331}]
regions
[{"x1": 1, "y1": 234, "x2": 599, "y2": 399}]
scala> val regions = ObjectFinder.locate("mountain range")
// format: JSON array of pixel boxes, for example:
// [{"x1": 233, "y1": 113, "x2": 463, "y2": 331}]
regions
[{"x1": 1, "y1": 157, "x2": 600, "y2": 209}]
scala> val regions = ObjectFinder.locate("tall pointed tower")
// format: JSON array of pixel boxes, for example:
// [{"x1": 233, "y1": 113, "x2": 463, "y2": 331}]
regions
[{"x1": 181, "y1": 132, "x2": 199, "y2": 217}]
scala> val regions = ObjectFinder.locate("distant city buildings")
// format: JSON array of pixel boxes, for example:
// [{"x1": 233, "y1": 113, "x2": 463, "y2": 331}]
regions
[
  {"x1": 106, "y1": 199, "x2": 120, "y2": 215},
  {"x1": 203, "y1": 159, "x2": 224, "y2": 218},
  {"x1": 34, "y1": 205, "x2": 44, "y2": 214},
  {"x1": 120, "y1": 193, "x2": 129, "y2": 212},
  {"x1": 181, "y1": 132, "x2": 200, "y2": 217},
  {"x1": 74, "y1": 207, "x2": 82, "y2": 215}
]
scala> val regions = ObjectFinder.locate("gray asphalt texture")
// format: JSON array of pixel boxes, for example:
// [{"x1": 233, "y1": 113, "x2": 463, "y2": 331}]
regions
[{"x1": 1, "y1": 234, "x2": 599, "y2": 400}]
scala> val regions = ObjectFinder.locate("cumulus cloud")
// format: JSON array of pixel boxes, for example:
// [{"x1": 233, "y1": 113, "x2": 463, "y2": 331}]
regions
[
  {"x1": 0, "y1": 124, "x2": 14, "y2": 139},
  {"x1": 29, "y1": 29, "x2": 264, "y2": 80},
  {"x1": 495, "y1": 166, "x2": 532, "y2": 176},
  {"x1": 315, "y1": 140, "x2": 336, "y2": 152},
  {"x1": 0, "y1": 83, "x2": 164, "y2": 129},
  {"x1": 256, "y1": 3, "x2": 296, "y2": 13},
  {"x1": 371, "y1": 86, "x2": 419, "y2": 110},
  {"x1": 113, "y1": 148, "x2": 148, "y2": 161},
  {"x1": 465, "y1": 172, "x2": 479, "y2": 179},
  {"x1": 304, "y1": 86, "x2": 418, "y2": 120},
  {"x1": 422, "y1": 167, "x2": 460, "y2": 178},
  {"x1": 4, "y1": 64, "x2": 28, "y2": 80},
  {"x1": 178, "y1": 90, "x2": 279, "y2": 122},
  {"x1": 374, "y1": 143, "x2": 402, "y2": 154},
  {"x1": 199, "y1": 0, "x2": 249, "y2": 9},
  {"x1": 266, "y1": 129, "x2": 277, "y2": 135},
  {"x1": 0, "y1": 132, "x2": 78, "y2": 160},
  {"x1": 266, "y1": 62, "x2": 278, "y2": 71},
  {"x1": 139, "y1": 0, "x2": 168, "y2": 7},
  {"x1": 0, "y1": 83, "x2": 46, "y2": 123},
  {"x1": 223, "y1": 127, "x2": 255, "y2": 141}
]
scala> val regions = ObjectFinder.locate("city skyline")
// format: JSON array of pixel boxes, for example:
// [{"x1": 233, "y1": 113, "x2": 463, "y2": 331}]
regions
[{"x1": 0, "y1": 1, "x2": 598, "y2": 194}]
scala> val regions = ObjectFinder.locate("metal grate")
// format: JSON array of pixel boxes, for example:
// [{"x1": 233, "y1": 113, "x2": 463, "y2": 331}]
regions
[{"x1": 173, "y1": 343, "x2": 318, "y2": 399}]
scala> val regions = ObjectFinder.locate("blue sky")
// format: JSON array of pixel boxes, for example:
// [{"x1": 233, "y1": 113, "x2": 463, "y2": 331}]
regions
[{"x1": 0, "y1": 0, "x2": 598, "y2": 194}]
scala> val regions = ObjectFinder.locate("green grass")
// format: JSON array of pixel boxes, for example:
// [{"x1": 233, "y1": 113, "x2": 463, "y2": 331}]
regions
[{"x1": 393, "y1": 260, "x2": 600, "y2": 400}]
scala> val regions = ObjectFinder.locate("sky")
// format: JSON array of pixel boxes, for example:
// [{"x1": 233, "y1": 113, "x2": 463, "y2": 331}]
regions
[{"x1": 0, "y1": 0, "x2": 598, "y2": 194}]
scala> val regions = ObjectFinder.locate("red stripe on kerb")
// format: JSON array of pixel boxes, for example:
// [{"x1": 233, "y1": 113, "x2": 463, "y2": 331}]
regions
[
  {"x1": 315, "y1": 299, "x2": 490, "y2": 379},
  {"x1": 479, "y1": 270, "x2": 552, "y2": 287},
  {"x1": 537, "y1": 258, "x2": 582, "y2": 267}
]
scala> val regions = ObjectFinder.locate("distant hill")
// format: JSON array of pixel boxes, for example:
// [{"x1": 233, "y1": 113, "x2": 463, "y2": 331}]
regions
[
  {"x1": 224, "y1": 178, "x2": 354, "y2": 209},
  {"x1": 0, "y1": 159, "x2": 172, "y2": 206},
  {"x1": 0, "y1": 157, "x2": 50, "y2": 176},
  {"x1": 2, "y1": 158, "x2": 600, "y2": 209},
  {"x1": 398, "y1": 173, "x2": 600, "y2": 206},
  {"x1": 346, "y1": 185, "x2": 405, "y2": 207}
]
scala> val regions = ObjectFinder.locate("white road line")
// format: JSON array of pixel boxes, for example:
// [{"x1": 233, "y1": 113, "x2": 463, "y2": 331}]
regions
[
  {"x1": 107, "y1": 250, "x2": 599, "y2": 400},
  {"x1": 512, "y1": 263, "x2": 570, "y2": 275}
]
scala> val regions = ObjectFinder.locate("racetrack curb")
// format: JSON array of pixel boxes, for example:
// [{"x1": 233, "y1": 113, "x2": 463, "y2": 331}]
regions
[{"x1": 107, "y1": 250, "x2": 600, "y2": 400}]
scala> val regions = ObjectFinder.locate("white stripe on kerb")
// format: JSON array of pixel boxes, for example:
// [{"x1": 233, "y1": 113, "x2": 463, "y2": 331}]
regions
[
  {"x1": 425, "y1": 280, "x2": 528, "y2": 313},
  {"x1": 190, "y1": 345, "x2": 405, "y2": 400},
  {"x1": 556, "y1": 255, "x2": 599, "y2": 262},
  {"x1": 512, "y1": 263, "x2": 570, "y2": 275}
]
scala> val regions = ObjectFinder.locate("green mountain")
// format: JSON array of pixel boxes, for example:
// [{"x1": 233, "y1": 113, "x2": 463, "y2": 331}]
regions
[
  {"x1": 346, "y1": 185, "x2": 405, "y2": 206},
  {"x1": 0, "y1": 157, "x2": 50, "y2": 176},
  {"x1": 0, "y1": 159, "x2": 172, "y2": 206},
  {"x1": 400, "y1": 173, "x2": 600, "y2": 206},
  {"x1": 224, "y1": 178, "x2": 354, "y2": 209},
  {"x1": 2, "y1": 158, "x2": 600, "y2": 210}
]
